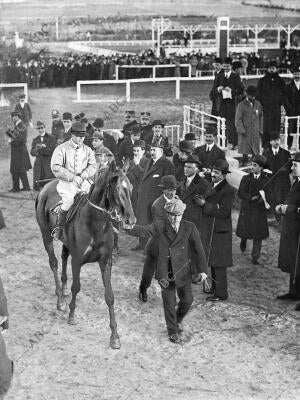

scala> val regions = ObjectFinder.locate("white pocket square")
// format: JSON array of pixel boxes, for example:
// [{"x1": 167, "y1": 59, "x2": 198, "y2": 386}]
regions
[{"x1": 153, "y1": 174, "x2": 160, "y2": 178}]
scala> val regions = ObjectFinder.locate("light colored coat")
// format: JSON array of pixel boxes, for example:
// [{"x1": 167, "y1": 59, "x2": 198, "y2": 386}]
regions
[
  {"x1": 51, "y1": 139, "x2": 96, "y2": 182},
  {"x1": 235, "y1": 98, "x2": 263, "y2": 155}
]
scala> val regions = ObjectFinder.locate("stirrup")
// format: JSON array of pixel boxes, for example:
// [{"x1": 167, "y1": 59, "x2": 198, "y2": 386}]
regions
[{"x1": 51, "y1": 226, "x2": 62, "y2": 241}]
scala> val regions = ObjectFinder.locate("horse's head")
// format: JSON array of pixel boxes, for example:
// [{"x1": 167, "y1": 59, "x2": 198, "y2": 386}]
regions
[{"x1": 96, "y1": 161, "x2": 136, "y2": 226}]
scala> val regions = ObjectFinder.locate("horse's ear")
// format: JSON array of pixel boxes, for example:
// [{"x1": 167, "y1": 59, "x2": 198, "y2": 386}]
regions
[{"x1": 122, "y1": 158, "x2": 130, "y2": 174}]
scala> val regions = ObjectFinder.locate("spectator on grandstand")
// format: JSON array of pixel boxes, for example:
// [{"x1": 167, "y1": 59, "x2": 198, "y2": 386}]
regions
[{"x1": 257, "y1": 61, "x2": 286, "y2": 149}]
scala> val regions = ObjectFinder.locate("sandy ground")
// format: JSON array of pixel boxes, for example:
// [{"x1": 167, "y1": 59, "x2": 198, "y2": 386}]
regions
[{"x1": 0, "y1": 87, "x2": 299, "y2": 399}]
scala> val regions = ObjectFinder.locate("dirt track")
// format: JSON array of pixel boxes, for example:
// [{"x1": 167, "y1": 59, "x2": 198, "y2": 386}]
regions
[{"x1": 0, "y1": 164, "x2": 299, "y2": 400}]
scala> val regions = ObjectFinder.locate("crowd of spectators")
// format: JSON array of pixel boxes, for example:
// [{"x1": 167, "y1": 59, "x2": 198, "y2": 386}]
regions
[{"x1": 1, "y1": 47, "x2": 300, "y2": 87}]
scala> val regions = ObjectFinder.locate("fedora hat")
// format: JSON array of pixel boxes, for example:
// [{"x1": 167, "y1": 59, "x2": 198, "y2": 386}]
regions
[
  {"x1": 129, "y1": 125, "x2": 142, "y2": 136},
  {"x1": 212, "y1": 159, "x2": 231, "y2": 174},
  {"x1": 36, "y1": 120, "x2": 45, "y2": 128},
  {"x1": 269, "y1": 131, "x2": 280, "y2": 141},
  {"x1": 133, "y1": 139, "x2": 145, "y2": 149},
  {"x1": 291, "y1": 152, "x2": 300, "y2": 163},
  {"x1": 93, "y1": 118, "x2": 104, "y2": 129},
  {"x1": 183, "y1": 154, "x2": 202, "y2": 167},
  {"x1": 152, "y1": 119, "x2": 165, "y2": 128},
  {"x1": 62, "y1": 112, "x2": 72, "y2": 121},
  {"x1": 158, "y1": 175, "x2": 177, "y2": 190},
  {"x1": 184, "y1": 133, "x2": 196, "y2": 141},
  {"x1": 164, "y1": 198, "x2": 186, "y2": 215}
]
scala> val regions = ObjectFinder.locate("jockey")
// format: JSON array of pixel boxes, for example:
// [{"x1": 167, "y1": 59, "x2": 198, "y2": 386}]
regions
[{"x1": 50, "y1": 121, "x2": 96, "y2": 240}]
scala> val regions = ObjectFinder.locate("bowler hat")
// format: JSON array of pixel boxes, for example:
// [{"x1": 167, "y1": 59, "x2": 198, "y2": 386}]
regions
[
  {"x1": 152, "y1": 119, "x2": 165, "y2": 128},
  {"x1": 129, "y1": 125, "x2": 141, "y2": 136},
  {"x1": 52, "y1": 109, "x2": 60, "y2": 118},
  {"x1": 183, "y1": 154, "x2": 202, "y2": 167},
  {"x1": 36, "y1": 120, "x2": 45, "y2": 128},
  {"x1": 19, "y1": 94, "x2": 26, "y2": 99},
  {"x1": 71, "y1": 121, "x2": 86, "y2": 137},
  {"x1": 205, "y1": 123, "x2": 217, "y2": 137},
  {"x1": 92, "y1": 131, "x2": 104, "y2": 139},
  {"x1": 164, "y1": 198, "x2": 186, "y2": 215},
  {"x1": 133, "y1": 139, "x2": 145, "y2": 149},
  {"x1": 158, "y1": 175, "x2": 177, "y2": 190},
  {"x1": 251, "y1": 154, "x2": 267, "y2": 168},
  {"x1": 179, "y1": 140, "x2": 193, "y2": 154},
  {"x1": 125, "y1": 110, "x2": 135, "y2": 116},
  {"x1": 232, "y1": 61, "x2": 242, "y2": 69},
  {"x1": 291, "y1": 152, "x2": 300, "y2": 163},
  {"x1": 214, "y1": 57, "x2": 223, "y2": 64},
  {"x1": 223, "y1": 57, "x2": 232, "y2": 65},
  {"x1": 151, "y1": 136, "x2": 165, "y2": 149},
  {"x1": 212, "y1": 159, "x2": 231, "y2": 173},
  {"x1": 269, "y1": 131, "x2": 280, "y2": 141},
  {"x1": 184, "y1": 133, "x2": 196, "y2": 141},
  {"x1": 93, "y1": 118, "x2": 104, "y2": 129},
  {"x1": 246, "y1": 85, "x2": 257, "y2": 96},
  {"x1": 62, "y1": 112, "x2": 72, "y2": 121},
  {"x1": 74, "y1": 112, "x2": 85, "y2": 121}
]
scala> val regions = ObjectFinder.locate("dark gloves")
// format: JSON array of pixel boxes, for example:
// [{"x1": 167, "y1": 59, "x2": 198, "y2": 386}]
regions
[{"x1": 249, "y1": 194, "x2": 263, "y2": 204}]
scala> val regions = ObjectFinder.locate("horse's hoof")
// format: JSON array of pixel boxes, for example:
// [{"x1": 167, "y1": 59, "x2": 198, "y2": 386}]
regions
[
  {"x1": 68, "y1": 316, "x2": 77, "y2": 325},
  {"x1": 62, "y1": 288, "x2": 69, "y2": 297},
  {"x1": 57, "y1": 298, "x2": 65, "y2": 311},
  {"x1": 110, "y1": 335, "x2": 121, "y2": 349}
]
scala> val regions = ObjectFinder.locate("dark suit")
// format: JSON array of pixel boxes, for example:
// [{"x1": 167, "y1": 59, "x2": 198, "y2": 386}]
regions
[
  {"x1": 278, "y1": 180, "x2": 300, "y2": 296},
  {"x1": 236, "y1": 173, "x2": 270, "y2": 261},
  {"x1": 30, "y1": 133, "x2": 55, "y2": 190},
  {"x1": 9, "y1": 121, "x2": 31, "y2": 190},
  {"x1": 130, "y1": 219, "x2": 207, "y2": 334},
  {"x1": 194, "y1": 144, "x2": 226, "y2": 170},
  {"x1": 63, "y1": 128, "x2": 72, "y2": 143},
  {"x1": 15, "y1": 102, "x2": 32, "y2": 126},
  {"x1": 117, "y1": 137, "x2": 134, "y2": 166},
  {"x1": 263, "y1": 147, "x2": 291, "y2": 209},
  {"x1": 0, "y1": 333, "x2": 13, "y2": 397},
  {"x1": 212, "y1": 71, "x2": 244, "y2": 146},
  {"x1": 126, "y1": 156, "x2": 148, "y2": 213},
  {"x1": 284, "y1": 80, "x2": 300, "y2": 148},
  {"x1": 201, "y1": 179, "x2": 235, "y2": 298}
]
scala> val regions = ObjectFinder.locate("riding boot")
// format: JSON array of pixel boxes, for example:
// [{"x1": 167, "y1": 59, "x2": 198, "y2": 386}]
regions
[{"x1": 51, "y1": 209, "x2": 68, "y2": 241}]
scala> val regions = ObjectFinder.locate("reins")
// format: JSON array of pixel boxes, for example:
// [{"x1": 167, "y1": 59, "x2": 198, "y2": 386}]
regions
[{"x1": 86, "y1": 198, "x2": 121, "y2": 222}]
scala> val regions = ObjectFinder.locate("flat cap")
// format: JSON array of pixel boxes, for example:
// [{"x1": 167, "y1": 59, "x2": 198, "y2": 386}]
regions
[{"x1": 164, "y1": 198, "x2": 186, "y2": 215}]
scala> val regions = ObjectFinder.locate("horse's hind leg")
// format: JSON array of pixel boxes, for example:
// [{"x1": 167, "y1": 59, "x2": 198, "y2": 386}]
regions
[
  {"x1": 68, "y1": 259, "x2": 81, "y2": 325},
  {"x1": 43, "y1": 237, "x2": 65, "y2": 311},
  {"x1": 61, "y1": 245, "x2": 69, "y2": 297},
  {"x1": 99, "y1": 257, "x2": 120, "y2": 349}
]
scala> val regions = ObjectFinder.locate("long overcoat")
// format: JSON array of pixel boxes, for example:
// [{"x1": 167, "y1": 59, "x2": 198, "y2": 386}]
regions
[
  {"x1": 177, "y1": 174, "x2": 210, "y2": 233},
  {"x1": 235, "y1": 98, "x2": 263, "y2": 155},
  {"x1": 0, "y1": 333, "x2": 13, "y2": 396},
  {"x1": 262, "y1": 147, "x2": 291, "y2": 208},
  {"x1": 30, "y1": 133, "x2": 56, "y2": 186},
  {"x1": 126, "y1": 156, "x2": 148, "y2": 213},
  {"x1": 278, "y1": 181, "x2": 300, "y2": 274},
  {"x1": 201, "y1": 179, "x2": 235, "y2": 267},
  {"x1": 236, "y1": 173, "x2": 270, "y2": 240},
  {"x1": 130, "y1": 219, "x2": 207, "y2": 287},
  {"x1": 15, "y1": 102, "x2": 32, "y2": 125},
  {"x1": 136, "y1": 156, "x2": 174, "y2": 225},
  {"x1": 9, "y1": 122, "x2": 32, "y2": 173}
]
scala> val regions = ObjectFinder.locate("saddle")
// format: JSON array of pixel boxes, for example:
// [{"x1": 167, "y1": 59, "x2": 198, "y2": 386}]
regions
[{"x1": 51, "y1": 192, "x2": 88, "y2": 224}]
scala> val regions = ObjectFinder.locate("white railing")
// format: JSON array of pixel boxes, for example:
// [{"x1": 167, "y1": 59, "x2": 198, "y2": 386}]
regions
[
  {"x1": 284, "y1": 116, "x2": 300, "y2": 151},
  {"x1": 183, "y1": 104, "x2": 226, "y2": 149},
  {"x1": 115, "y1": 64, "x2": 192, "y2": 80},
  {"x1": 165, "y1": 125, "x2": 181, "y2": 146},
  {"x1": 75, "y1": 73, "x2": 293, "y2": 103},
  {"x1": 0, "y1": 83, "x2": 28, "y2": 105}
]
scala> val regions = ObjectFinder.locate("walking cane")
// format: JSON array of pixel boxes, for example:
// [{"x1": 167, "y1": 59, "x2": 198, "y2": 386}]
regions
[
  {"x1": 203, "y1": 216, "x2": 216, "y2": 293},
  {"x1": 261, "y1": 159, "x2": 291, "y2": 190}
]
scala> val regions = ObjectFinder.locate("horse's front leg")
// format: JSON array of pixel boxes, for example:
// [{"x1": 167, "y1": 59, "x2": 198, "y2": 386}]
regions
[
  {"x1": 43, "y1": 238, "x2": 65, "y2": 311},
  {"x1": 99, "y1": 256, "x2": 120, "y2": 349},
  {"x1": 61, "y1": 244, "x2": 69, "y2": 297},
  {"x1": 68, "y1": 258, "x2": 82, "y2": 325}
]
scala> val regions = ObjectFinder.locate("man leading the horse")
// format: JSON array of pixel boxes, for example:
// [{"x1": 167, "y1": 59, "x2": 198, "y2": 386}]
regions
[{"x1": 50, "y1": 121, "x2": 96, "y2": 240}]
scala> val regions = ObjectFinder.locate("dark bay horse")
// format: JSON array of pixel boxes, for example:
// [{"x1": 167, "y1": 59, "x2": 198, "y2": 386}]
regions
[{"x1": 35, "y1": 162, "x2": 136, "y2": 349}]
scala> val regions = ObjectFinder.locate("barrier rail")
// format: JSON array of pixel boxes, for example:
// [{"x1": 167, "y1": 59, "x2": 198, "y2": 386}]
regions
[
  {"x1": 115, "y1": 64, "x2": 192, "y2": 80},
  {"x1": 183, "y1": 104, "x2": 226, "y2": 149},
  {"x1": 284, "y1": 116, "x2": 300, "y2": 151}
]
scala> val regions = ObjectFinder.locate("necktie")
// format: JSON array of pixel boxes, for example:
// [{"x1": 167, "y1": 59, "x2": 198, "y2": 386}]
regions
[
  {"x1": 292, "y1": 178, "x2": 298, "y2": 187},
  {"x1": 206, "y1": 146, "x2": 210, "y2": 153}
]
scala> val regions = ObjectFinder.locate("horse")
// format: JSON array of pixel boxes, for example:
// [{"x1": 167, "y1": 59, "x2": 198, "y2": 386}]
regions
[{"x1": 35, "y1": 161, "x2": 136, "y2": 349}]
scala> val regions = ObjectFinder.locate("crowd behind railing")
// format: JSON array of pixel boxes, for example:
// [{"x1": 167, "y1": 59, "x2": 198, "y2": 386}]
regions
[{"x1": 1, "y1": 47, "x2": 300, "y2": 88}]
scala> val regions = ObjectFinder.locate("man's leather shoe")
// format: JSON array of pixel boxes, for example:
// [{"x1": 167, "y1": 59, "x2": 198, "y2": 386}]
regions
[
  {"x1": 295, "y1": 302, "x2": 300, "y2": 311},
  {"x1": 206, "y1": 295, "x2": 227, "y2": 302},
  {"x1": 252, "y1": 258, "x2": 259, "y2": 265},
  {"x1": 9, "y1": 188, "x2": 19, "y2": 192},
  {"x1": 138, "y1": 288, "x2": 147, "y2": 303},
  {"x1": 240, "y1": 239, "x2": 246, "y2": 252},
  {"x1": 169, "y1": 333, "x2": 182, "y2": 344},
  {"x1": 277, "y1": 293, "x2": 300, "y2": 300}
]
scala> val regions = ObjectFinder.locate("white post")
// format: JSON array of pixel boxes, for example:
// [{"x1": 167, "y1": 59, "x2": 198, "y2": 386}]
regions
[
  {"x1": 183, "y1": 105, "x2": 188, "y2": 135},
  {"x1": 175, "y1": 78, "x2": 180, "y2": 100},
  {"x1": 283, "y1": 116, "x2": 289, "y2": 150},
  {"x1": 151, "y1": 19, "x2": 155, "y2": 50},
  {"x1": 115, "y1": 65, "x2": 119, "y2": 81},
  {"x1": 153, "y1": 65, "x2": 156, "y2": 81},
  {"x1": 287, "y1": 24, "x2": 291, "y2": 49},
  {"x1": 255, "y1": 24, "x2": 258, "y2": 55},
  {"x1": 221, "y1": 117, "x2": 226, "y2": 148},
  {"x1": 157, "y1": 24, "x2": 161, "y2": 58},
  {"x1": 76, "y1": 81, "x2": 81, "y2": 102},
  {"x1": 188, "y1": 64, "x2": 191, "y2": 78},
  {"x1": 55, "y1": 17, "x2": 59, "y2": 41},
  {"x1": 297, "y1": 116, "x2": 300, "y2": 152},
  {"x1": 190, "y1": 28, "x2": 193, "y2": 49},
  {"x1": 277, "y1": 26, "x2": 281, "y2": 49},
  {"x1": 24, "y1": 83, "x2": 28, "y2": 102},
  {"x1": 126, "y1": 80, "x2": 130, "y2": 102}
]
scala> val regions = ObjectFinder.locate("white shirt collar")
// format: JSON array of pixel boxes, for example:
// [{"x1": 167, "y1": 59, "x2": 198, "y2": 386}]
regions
[
  {"x1": 206, "y1": 143, "x2": 214, "y2": 151},
  {"x1": 272, "y1": 147, "x2": 279, "y2": 155},
  {"x1": 253, "y1": 173, "x2": 261, "y2": 179},
  {"x1": 186, "y1": 174, "x2": 196, "y2": 184},
  {"x1": 213, "y1": 178, "x2": 225, "y2": 188}
]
